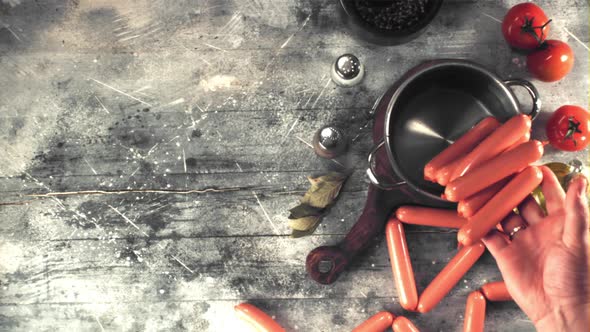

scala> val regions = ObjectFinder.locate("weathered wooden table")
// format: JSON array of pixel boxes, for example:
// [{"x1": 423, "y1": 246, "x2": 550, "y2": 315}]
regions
[{"x1": 1, "y1": 1, "x2": 588, "y2": 331}]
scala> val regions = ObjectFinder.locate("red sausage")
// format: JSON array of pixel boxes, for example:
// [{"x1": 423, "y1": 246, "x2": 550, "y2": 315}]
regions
[
  {"x1": 424, "y1": 117, "x2": 500, "y2": 181},
  {"x1": 445, "y1": 140, "x2": 543, "y2": 202},
  {"x1": 434, "y1": 156, "x2": 465, "y2": 186},
  {"x1": 451, "y1": 115, "x2": 531, "y2": 180},
  {"x1": 396, "y1": 206, "x2": 466, "y2": 229},
  {"x1": 457, "y1": 178, "x2": 510, "y2": 218},
  {"x1": 463, "y1": 291, "x2": 486, "y2": 332},
  {"x1": 506, "y1": 131, "x2": 531, "y2": 151},
  {"x1": 457, "y1": 166, "x2": 543, "y2": 246},
  {"x1": 455, "y1": 132, "x2": 526, "y2": 217},
  {"x1": 417, "y1": 242, "x2": 486, "y2": 313},
  {"x1": 392, "y1": 316, "x2": 420, "y2": 332},
  {"x1": 234, "y1": 303, "x2": 285, "y2": 332},
  {"x1": 386, "y1": 218, "x2": 418, "y2": 311},
  {"x1": 481, "y1": 281, "x2": 512, "y2": 301},
  {"x1": 456, "y1": 131, "x2": 527, "y2": 216},
  {"x1": 352, "y1": 311, "x2": 395, "y2": 332}
]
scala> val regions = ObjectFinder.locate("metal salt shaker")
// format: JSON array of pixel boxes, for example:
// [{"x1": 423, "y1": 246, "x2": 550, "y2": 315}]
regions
[
  {"x1": 313, "y1": 125, "x2": 348, "y2": 159},
  {"x1": 331, "y1": 54, "x2": 364, "y2": 87}
]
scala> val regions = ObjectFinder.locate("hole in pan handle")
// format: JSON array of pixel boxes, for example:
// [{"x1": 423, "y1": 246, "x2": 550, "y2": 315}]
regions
[
  {"x1": 306, "y1": 245, "x2": 348, "y2": 284},
  {"x1": 306, "y1": 185, "x2": 393, "y2": 284},
  {"x1": 504, "y1": 79, "x2": 541, "y2": 120},
  {"x1": 366, "y1": 139, "x2": 406, "y2": 190}
]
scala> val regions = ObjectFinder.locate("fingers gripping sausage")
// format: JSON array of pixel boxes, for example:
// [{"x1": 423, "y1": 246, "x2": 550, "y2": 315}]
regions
[
  {"x1": 457, "y1": 166, "x2": 543, "y2": 246},
  {"x1": 445, "y1": 140, "x2": 543, "y2": 202}
]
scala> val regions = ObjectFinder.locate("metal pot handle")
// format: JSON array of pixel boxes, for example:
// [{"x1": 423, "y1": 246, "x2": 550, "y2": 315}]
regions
[
  {"x1": 366, "y1": 139, "x2": 406, "y2": 190},
  {"x1": 504, "y1": 79, "x2": 541, "y2": 120}
]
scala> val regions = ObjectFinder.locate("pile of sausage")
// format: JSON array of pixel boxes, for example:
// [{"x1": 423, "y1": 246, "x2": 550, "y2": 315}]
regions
[
  {"x1": 357, "y1": 114, "x2": 542, "y2": 331},
  {"x1": 236, "y1": 115, "x2": 543, "y2": 331},
  {"x1": 350, "y1": 282, "x2": 513, "y2": 332},
  {"x1": 350, "y1": 282, "x2": 512, "y2": 332},
  {"x1": 426, "y1": 114, "x2": 544, "y2": 246}
]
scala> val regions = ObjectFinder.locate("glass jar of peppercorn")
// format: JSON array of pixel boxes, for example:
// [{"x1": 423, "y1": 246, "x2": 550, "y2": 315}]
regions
[{"x1": 338, "y1": 0, "x2": 444, "y2": 45}]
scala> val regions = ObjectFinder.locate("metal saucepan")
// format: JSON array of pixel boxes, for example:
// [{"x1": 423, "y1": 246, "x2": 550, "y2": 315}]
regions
[
  {"x1": 306, "y1": 59, "x2": 540, "y2": 285},
  {"x1": 368, "y1": 59, "x2": 541, "y2": 203}
]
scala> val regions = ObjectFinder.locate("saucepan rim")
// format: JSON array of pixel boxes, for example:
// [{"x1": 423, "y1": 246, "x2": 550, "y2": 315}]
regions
[{"x1": 375, "y1": 59, "x2": 539, "y2": 202}]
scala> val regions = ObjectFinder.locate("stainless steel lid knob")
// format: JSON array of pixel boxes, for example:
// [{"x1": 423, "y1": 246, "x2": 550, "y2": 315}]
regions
[
  {"x1": 331, "y1": 54, "x2": 365, "y2": 87},
  {"x1": 312, "y1": 125, "x2": 348, "y2": 159}
]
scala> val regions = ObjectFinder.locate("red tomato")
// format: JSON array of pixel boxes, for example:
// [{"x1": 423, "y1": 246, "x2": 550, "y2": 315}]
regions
[
  {"x1": 527, "y1": 40, "x2": 574, "y2": 82},
  {"x1": 502, "y1": 3, "x2": 551, "y2": 50},
  {"x1": 546, "y1": 106, "x2": 590, "y2": 151}
]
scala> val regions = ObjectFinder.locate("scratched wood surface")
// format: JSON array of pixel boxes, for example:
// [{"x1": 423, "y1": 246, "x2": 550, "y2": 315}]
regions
[{"x1": 0, "y1": 0, "x2": 588, "y2": 331}]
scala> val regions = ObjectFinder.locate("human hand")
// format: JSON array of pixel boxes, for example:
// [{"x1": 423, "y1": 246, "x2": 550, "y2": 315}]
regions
[{"x1": 482, "y1": 166, "x2": 590, "y2": 331}]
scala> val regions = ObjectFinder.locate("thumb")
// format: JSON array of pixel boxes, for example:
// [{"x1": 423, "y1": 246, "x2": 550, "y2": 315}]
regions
[{"x1": 563, "y1": 175, "x2": 589, "y2": 248}]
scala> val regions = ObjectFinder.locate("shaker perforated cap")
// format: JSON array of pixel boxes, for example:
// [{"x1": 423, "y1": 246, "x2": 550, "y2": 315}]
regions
[
  {"x1": 331, "y1": 54, "x2": 365, "y2": 87},
  {"x1": 312, "y1": 125, "x2": 348, "y2": 159}
]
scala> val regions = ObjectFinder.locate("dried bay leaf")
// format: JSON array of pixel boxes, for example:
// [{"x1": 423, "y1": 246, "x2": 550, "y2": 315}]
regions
[
  {"x1": 287, "y1": 171, "x2": 349, "y2": 236},
  {"x1": 291, "y1": 222, "x2": 321, "y2": 238},
  {"x1": 288, "y1": 215, "x2": 321, "y2": 231},
  {"x1": 302, "y1": 172, "x2": 348, "y2": 208},
  {"x1": 289, "y1": 204, "x2": 324, "y2": 219}
]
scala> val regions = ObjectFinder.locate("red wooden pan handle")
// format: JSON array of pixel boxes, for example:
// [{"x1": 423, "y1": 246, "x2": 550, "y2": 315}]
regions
[{"x1": 306, "y1": 185, "x2": 392, "y2": 284}]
